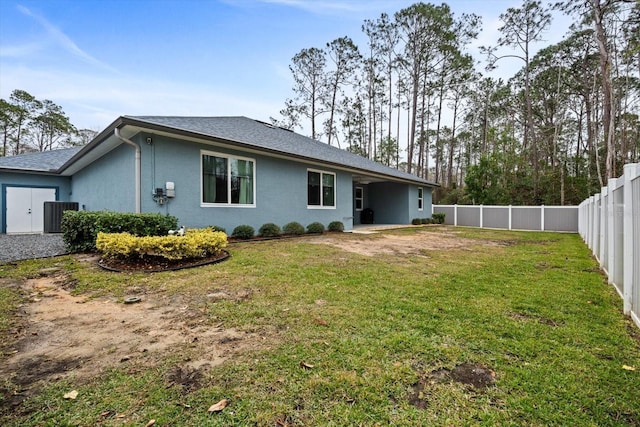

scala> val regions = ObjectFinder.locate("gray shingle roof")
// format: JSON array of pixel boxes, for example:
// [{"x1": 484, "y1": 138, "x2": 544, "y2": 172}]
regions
[
  {"x1": 0, "y1": 147, "x2": 82, "y2": 172},
  {"x1": 127, "y1": 116, "x2": 438, "y2": 186}
]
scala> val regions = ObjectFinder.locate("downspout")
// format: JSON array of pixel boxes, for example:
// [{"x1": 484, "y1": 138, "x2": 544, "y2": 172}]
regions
[{"x1": 114, "y1": 128, "x2": 141, "y2": 213}]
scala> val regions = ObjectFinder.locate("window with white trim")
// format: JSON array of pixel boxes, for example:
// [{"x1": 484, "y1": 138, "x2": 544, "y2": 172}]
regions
[
  {"x1": 202, "y1": 150, "x2": 255, "y2": 206},
  {"x1": 418, "y1": 187, "x2": 423, "y2": 211},
  {"x1": 355, "y1": 186, "x2": 363, "y2": 211},
  {"x1": 307, "y1": 170, "x2": 335, "y2": 208}
]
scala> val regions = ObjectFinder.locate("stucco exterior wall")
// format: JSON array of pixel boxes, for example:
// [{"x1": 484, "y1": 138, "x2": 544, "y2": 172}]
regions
[
  {"x1": 70, "y1": 144, "x2": 136, "y2": 212},
  {"x1": 136, "y1": 133, "x2": 354, "y2": 232},
  {"x1": 0, "y1": 172, "x2": 72, "y2": 233}
]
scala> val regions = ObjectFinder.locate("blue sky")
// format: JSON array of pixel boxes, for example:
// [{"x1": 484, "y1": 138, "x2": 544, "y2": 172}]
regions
[{"x1": 0, "y1": 0, "x2": 572, "y2": 133}]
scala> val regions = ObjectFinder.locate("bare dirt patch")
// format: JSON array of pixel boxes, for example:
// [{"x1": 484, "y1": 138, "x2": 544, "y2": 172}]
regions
[
  {"x1": 306, "y1": 230, "x2": 501, "y2": 257},
  {"x1": 0, "y1": 264, "x2": 263, "y2": 410},
  {"x1": 409, "y1": 363, "x2": 497, "y2": 409}
]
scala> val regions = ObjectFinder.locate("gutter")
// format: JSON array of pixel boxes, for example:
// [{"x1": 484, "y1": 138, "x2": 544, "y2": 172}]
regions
[{"x1": 114, "y1": 128, "x2": 141, "y2": 213}]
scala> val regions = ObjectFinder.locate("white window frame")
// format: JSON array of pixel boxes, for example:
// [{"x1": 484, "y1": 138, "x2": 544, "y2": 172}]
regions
[
  {"x1": 355, "y1": 186, "x2": 363, "y2": 211},
  {"x1": 307, "y1": 168, "x2": 337, "y2": 210},
  {"x1": 201, "y1": 149, "x2": 256, "y2": 208},
  {"x1": 418, "y1": 187, "x2": 424, "y2": 211}
]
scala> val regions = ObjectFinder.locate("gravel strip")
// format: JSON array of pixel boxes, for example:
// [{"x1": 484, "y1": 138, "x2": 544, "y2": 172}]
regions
[{"x1": 0, "y1": 234, "x2": 68, "y2": 263}]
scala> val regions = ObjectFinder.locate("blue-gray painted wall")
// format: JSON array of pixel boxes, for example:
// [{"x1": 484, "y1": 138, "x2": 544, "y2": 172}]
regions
[
  {"x1": 70, "y1": 144, "x2": 136, "y2": 212},
  {"x1": 71, "y1": 133, "x2": 355, "y2": 232},
  {"x1": 0, "y1": 172, "x2": 71, "y2": 233},
  {"x1": 143, "y1": 133, "x2": 354, "y2": 232}
]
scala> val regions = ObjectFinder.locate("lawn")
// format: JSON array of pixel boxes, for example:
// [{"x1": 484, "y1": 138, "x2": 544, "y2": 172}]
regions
[{"x1": 0, "y1": 226, "x2": 638, "y2": 426}]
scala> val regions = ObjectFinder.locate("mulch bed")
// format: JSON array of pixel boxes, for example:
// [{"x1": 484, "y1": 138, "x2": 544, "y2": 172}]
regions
[{"x1": 97, "y1": 250, "x2": 230, "y2": 273}]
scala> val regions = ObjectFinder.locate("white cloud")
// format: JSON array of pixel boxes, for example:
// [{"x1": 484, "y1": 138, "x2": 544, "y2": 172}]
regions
[{"x1": 16, "y1": 5, "x2": 118, "y2": 73}]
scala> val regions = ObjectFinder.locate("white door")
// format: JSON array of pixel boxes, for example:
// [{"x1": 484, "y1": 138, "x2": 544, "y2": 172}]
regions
[{"x1": 6, "y1": 187, "x2": 56, "y2": 233}]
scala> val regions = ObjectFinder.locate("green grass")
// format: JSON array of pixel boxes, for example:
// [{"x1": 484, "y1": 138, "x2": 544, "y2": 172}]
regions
[{"x1": 1, "y1": 227, "x2": 639, "y2": 426}]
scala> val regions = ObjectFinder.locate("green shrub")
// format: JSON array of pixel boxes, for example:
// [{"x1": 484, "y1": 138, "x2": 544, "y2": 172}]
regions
[
  {"x1": 259, "y1": 223, "x2": 281, "y2": 237},
  {"x1": 283, "y1": 221, "x2": 305, "y2": 235},
  {"x1": 61, "y1": 211, "x2": 178, "y2": 253},
  {"x1": 96, "y1": 228, "x2": 227, "y2": 261},
  {"x1": 421, "y1": 218, "x2": 431, "y2": 224},
  {"x1": 411, "y1": 218, "x2": 422, "y2": 225},
  {"x1": 209, "y1": 225, "x2": 226, "y2": 233},
  {"x1": 328, "y1": 221, "x2": 344, "y2": 232},
  {"x1": 306, "y1": 222, "x2": 325, "y2": 234},
  {"x1": 431, "y1": 212, "x2": 446, "y2": 224},
  {"x1": 231, "y1": 225, "x2": 255, "y2": 240}
]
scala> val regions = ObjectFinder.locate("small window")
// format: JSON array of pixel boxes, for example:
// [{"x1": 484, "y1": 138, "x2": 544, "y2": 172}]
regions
[
  {"x1": 418, "y1": 187, "x2": 423, "y2": 211},
  {"x1": 308, "y1": 169, "x2": 336, "y2": 208},
  {"x1": 355, "y1": 187, "x2": 363, "y2": 211},
  {"x1": 202, "y1": 151, "x2": 255, "y2": 206}
]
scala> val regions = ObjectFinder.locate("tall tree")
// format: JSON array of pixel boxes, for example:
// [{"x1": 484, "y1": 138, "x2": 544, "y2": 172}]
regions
[
  {"x1": 322, "y1": 37, "x2": 361, "y2": 147},
  {"x1": 483, "y1": 0, "x2": 552, "y2": 202},
  {"x1": 8, "y1": 89, "x2": 40, "y2": 155},
  {"x1": 288, "y1": 47, "x2": 327, "y2": 140}
]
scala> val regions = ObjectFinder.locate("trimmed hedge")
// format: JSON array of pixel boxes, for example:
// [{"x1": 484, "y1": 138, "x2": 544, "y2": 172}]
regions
[
  {"x1": 96, "y1": 228, "x2": 227, "y2": 261},
  {"x1": 283, "y1": 221, "x2": 305, "y2": 235},
  {"x1": 306, "y1": 222, "x2": 325, "y2": 234},
  {"x1": 259, "y1": 223, "x2": 281, "y2": 238},
  {"x1": 411, "y1": 218, "x2": 422, "y2": 225},
  {"x1": 328, "y1": 221, "x2": 344, "y2": 232},
  {"x1": 431, "y1": 212, "x2": 446, "y2": 224},
  {"x1": 231, "y1": 225, "x2": 255, "y2": 240},
  {"x1": 61, "y1": 211, "x2": 178, "y2": 253}
]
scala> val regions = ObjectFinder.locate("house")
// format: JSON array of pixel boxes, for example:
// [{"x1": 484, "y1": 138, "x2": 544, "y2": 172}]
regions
[{"x1": 0, "y1": 116, "x2": 438, "y2": 234}]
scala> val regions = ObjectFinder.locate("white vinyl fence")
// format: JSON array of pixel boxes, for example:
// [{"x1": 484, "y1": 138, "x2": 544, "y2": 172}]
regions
[
  {"x1": 432, "y1": 204, "x2": 579, "y2": 232},
  {"x1": 579, "y1": 163, "x2": 640, "y2": 328}
]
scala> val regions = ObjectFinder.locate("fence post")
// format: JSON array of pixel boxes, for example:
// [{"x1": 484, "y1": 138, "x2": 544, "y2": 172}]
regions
[
  {"x1": 480, "y1": 205, "x2": 483, "y2": 228},
  {"x1": 607, "y1": 179, "x2": 617, "y2": 284},
  {"x1": 509, "y1": 205, "x2": 512, "y2": 230},
  {"x1": 623, "y1": 165, "x2": 634, "y2": 314},
  {"x1": 599, "y1": 188, "x2": 607, "y2": 267},
  {"x1": 541, "y1": 205, "x2": 545, "y2": 231},
  {"x1": 454, "y1": 204, "x2": 458, "y2": 226}
]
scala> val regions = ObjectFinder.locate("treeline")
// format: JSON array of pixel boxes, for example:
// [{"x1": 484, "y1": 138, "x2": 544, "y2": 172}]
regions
[
  {"x1": 272, "y1": 0, "x2": 639, "y2": 205},
  {"x1": 0, "y1": 89, "x2": 96, "y2": 157}
]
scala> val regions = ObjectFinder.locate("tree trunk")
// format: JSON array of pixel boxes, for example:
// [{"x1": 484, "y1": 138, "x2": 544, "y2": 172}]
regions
[{"x1": 592, "y1": 0, "x2": 616, "y2": 180}]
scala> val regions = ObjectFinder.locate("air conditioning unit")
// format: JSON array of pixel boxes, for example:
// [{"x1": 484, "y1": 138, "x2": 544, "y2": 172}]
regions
[{"x1": 44, "y1": 202, "x2": 79, "y2": 233}]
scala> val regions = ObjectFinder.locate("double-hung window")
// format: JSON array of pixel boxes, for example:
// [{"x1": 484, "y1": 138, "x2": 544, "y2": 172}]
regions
[
  {"x1": 307, "y1": 169, "x2": 335, "y2": 208},
  {"x1": 417, "y1": 187, "x2": 423, "y2": 211},
  {"x1": 202, "y1": 150, "x2": 255, "y2": 206},
  {"x1": 355, "y1": 187, "x2": 363, "y2": 211}
]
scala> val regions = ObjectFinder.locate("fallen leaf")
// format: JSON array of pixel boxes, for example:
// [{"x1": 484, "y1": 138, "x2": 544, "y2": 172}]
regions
[
  {"x1": 145, "y1": 420, "x2": 156, "y2": 427},
  {"x1": 622, "y1": 365, "x2": 636, "y2": 371},
  {"x1": 314, "y1": 318, "x2": 328, "y2": 326},
  {"x1": 63, "y1": 390, "x2": 78, "y2": 400},
  {"x1": 208, "y1": 399, "x2": 228, "y2": 413},
  {"x1": 300, "y1": 362, "x2": 314, "y2": 369}
]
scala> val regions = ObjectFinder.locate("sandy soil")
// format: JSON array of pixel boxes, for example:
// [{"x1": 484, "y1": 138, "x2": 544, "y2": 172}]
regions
[
  {"x1": 306, "y1": 229, "x2": 497, "y2": 256},
  {"x1": 0, "y1": 258, "x2": 260, "y2": 409}
]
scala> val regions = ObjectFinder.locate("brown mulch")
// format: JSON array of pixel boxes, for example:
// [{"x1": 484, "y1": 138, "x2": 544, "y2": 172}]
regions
[{"x1": 97, "y1": 250, "x2": 230, "y2": 272}]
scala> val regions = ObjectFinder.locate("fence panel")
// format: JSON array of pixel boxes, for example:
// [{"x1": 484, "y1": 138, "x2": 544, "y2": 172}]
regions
[
  {"x1": 483, "y1": 206, "x2": 509, "y2": 229},
  {"x1": 457, "y1": 206, "x2": 481, "y2": 227},
  {"x1": 544, "y1": 207, "x2": 579, "y2": 232},
  {"x1": 433, "y1": 206, "x2": 455, "y2": 225},
  {"x1": 512, "y1": 207, "x2": 542, "y2": 231}
]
